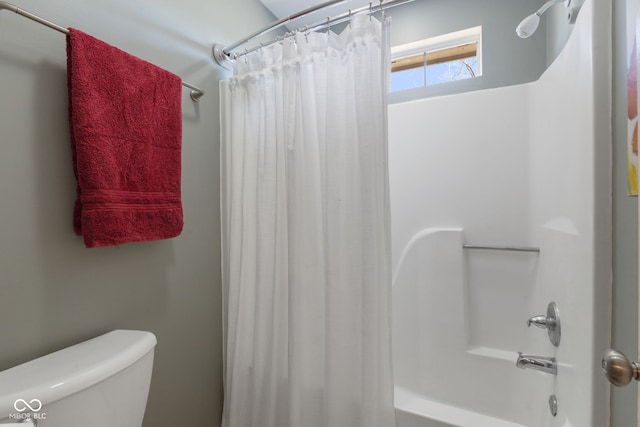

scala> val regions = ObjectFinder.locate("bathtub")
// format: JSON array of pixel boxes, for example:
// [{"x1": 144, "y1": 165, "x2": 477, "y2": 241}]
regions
[
  {"x1": 395, "y1": 386, "x2": 527, "y2": 427},
  {"x1": 387, "y1": 1, "x2": 609, "y2": 425},
  {"x1": 391, "y1": 228, "x2": 546, "y2": 427}
]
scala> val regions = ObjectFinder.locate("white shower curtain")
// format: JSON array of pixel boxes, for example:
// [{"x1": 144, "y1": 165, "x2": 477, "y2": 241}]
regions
[{"x1": 220, "y1": 14, "x2": 395, "y2": 427}]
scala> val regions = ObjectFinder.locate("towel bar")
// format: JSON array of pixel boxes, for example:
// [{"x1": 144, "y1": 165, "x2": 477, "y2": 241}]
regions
[{"x1": 0, "y1": 1, "x2": 205, "y2": 101}]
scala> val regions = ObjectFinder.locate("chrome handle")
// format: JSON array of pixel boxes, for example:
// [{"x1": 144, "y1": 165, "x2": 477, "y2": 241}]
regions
[
  {"x1": 527, "y1": 302, "x2": 561, "y2": 346},
  {"x1": 527, "y1": 315, "x2": 549, "y2": 329},
  {"x1": 516, "y1": 352, "x2": 558, "y2": 375},
  {"x1": 601, "y1": 349, "x2": 640, "y2": 387}
]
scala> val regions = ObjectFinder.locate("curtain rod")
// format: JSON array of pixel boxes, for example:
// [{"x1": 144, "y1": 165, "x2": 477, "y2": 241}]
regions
[
  {"x1": 213, "y1": 0, "x2": 414, "y2": 69},
  {"x1": 0, "y1": 1, "x2": 205, "y2": 101},
  {"x1": 223, "y1": 0, "x2": 347, "y2": 55}
]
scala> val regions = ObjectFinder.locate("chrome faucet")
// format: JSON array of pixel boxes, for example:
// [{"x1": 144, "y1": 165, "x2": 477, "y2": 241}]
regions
[{"x1": 516, "y1": 352, "x2": 557, "y2": 375}]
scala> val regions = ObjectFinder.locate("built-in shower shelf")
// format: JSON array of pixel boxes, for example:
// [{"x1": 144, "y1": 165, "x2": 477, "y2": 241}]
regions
[{"x1": 467, "y1": 346, "x2": 519, "y2": 363}]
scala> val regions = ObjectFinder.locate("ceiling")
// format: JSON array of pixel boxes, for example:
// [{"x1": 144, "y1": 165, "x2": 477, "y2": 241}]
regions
[{"x1": 258, "y1": 0, "x2": 379, "y2": 30}]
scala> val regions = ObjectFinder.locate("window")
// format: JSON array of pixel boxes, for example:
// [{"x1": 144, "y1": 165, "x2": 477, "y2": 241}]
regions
[{"x1": 390, "y1": 26, "x2": 482, "y2": 92}]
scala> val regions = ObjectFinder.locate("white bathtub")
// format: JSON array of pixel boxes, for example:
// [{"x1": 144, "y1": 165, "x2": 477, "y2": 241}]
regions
[
  {"x1": 388, "y1": 1, "x2": 610, "y2": 425},
  {"x1": 395, "y1": 387, "x2": 527, "y2": 427},
  {"x1": 391, "y1": 228, "x2": 547, "y2": 426}
]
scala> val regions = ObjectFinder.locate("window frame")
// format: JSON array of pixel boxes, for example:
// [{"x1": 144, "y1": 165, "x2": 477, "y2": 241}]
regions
[{"x1": 390, "y1": 26, "x2": 483, "y2": 90}]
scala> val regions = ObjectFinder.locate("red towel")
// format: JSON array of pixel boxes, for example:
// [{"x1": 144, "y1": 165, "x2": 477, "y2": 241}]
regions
[{"x1": 66, "y1": 28, "x2": 183, "y2": 248}]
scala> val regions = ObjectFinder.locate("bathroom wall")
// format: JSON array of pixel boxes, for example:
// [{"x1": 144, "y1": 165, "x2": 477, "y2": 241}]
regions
[
  {"x1": 610, "y1": 0, "x2": 640, "y2": 424},
  {"x1": 389, "y1": 0, "x2": 611, "y2": 425},
  {"x1": 386, "y1": 0, "x2": 548, "y2": 102},
  {"x1": 0, "y1": 0, "x2": 274, "y2": 425},
  {"x1": 546, "y1": 0, "x2": 586, "y2": 65}
]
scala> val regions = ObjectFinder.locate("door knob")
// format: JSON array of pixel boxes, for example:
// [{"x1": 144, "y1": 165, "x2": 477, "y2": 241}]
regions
[
  {"x1": 601, "y1": 349, "x2": 640, "y2": 387},
  {"x1": 527, "y1": 301, "x2": 561, "y2": 346}
]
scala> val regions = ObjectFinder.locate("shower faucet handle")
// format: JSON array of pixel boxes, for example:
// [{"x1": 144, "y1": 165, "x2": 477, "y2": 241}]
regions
[
  {"x1": 527, "y1": 302, "x2": 561, "y2": 347},
  {"x1": 527, "y1": 315, "x2": 550, "y2": 329}
]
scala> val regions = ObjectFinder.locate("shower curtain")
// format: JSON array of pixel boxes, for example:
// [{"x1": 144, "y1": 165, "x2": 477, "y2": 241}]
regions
[{"x1": 220, "y1": 14, "x2": 395, "y2": 427}]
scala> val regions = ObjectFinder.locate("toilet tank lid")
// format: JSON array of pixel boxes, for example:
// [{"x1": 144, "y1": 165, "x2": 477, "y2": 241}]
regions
[{"x1": 0, "y1": 330, "x2": 157, "y2": 415}]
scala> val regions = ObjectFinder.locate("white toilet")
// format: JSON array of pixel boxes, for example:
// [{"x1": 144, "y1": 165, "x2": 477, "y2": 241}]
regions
[{"x1": 0, "y1": 330, "x2": 157, "y2": 427}]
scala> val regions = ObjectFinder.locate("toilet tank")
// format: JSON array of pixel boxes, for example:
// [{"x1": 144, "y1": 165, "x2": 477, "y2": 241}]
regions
[{"x1": 0, "y1": 330, "x2": 157, "y2": 427}]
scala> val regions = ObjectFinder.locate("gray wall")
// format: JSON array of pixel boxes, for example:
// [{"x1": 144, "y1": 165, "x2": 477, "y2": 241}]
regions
[
  {"x1": 546, "y1": 0, "x2": 587, "y2": 65},
  {"x1": 387, "y1": 0, "x2": 548, "y2": 102},
  {"x1": 0, "y1": 0, "x2": 274, "y2": 425},
  {"x1": 611, "y1": 0, "x2": 640, "y2": 425}
]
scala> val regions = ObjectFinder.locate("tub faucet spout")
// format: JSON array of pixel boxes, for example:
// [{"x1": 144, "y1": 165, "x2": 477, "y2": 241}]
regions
[{"x1": 516, "y1": 352, "x2": 557, "y2": 375}]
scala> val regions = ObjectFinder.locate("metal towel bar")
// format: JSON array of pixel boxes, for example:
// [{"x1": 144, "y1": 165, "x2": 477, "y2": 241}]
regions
[{"x1": 0, "y1": 1, "x2": 205, "y2": 101}]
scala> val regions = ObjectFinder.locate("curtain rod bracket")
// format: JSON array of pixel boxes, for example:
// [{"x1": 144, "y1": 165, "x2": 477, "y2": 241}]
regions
[{"x1": 213, "y1": 44, "x2": 233, "y2": 70}]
